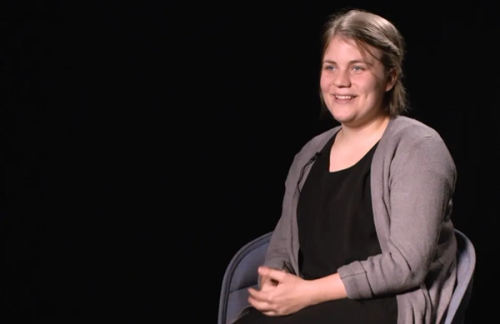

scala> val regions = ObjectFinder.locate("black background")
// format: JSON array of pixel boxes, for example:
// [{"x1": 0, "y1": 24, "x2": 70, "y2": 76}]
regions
[{"x1": 2, "y1": 1, "x2": 498, "y2": 322}]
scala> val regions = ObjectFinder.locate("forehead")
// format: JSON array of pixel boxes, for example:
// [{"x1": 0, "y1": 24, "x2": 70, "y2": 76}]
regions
[{"x1": 323, "y1": 36, "x2": 382, "y2": 62}]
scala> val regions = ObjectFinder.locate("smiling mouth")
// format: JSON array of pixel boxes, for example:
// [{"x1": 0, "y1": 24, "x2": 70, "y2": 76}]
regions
[{"x1": 334, "y1": 95, "x2": 356, "y2": 100}]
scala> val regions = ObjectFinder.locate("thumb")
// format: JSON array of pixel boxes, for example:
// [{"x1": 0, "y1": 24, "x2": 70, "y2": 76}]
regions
[{"x1": 258, "y1": 266, "x2": 287, "y2": 282}]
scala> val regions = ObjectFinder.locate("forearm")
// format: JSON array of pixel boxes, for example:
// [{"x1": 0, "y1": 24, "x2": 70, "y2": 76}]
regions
[{"x1": 305, "y1": 273, "x2": 347, "y2": 306}]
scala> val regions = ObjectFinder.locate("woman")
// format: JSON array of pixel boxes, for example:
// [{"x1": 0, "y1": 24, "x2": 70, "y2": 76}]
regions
[{"x1": 233, "y1": 8, "x2": 457, "y2": 324}]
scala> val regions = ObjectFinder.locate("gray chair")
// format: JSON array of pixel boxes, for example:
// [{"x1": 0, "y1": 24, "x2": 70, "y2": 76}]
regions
[
  {"x1": 218, "y1": 229, "x2": 475, "y2": 324},
  {"x1": 444, "y1": 229, "x2": 476, "y2": 324}
]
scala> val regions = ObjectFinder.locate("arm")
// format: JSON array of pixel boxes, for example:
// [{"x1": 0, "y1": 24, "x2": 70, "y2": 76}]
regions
[
  {"x1": 306, "y1": 272, "x2": 347, "y2": 303},
  {"x1": 262, "y1": 199, "x2": 293, "y2": 274},
  {"x1": 338, "y1": 135, "x2": 456, "y2": 299},
  {"x1": 260, "y1": 152, "x2": 302, "y2": 283}
]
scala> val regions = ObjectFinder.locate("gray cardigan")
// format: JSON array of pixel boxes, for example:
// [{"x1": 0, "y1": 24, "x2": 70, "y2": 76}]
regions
[{"x1": 263, "y1": 116, "x2": 457, "y2": 324}]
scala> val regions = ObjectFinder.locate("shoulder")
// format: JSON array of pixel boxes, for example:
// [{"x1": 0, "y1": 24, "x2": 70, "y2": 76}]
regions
[
  {"x1": 379, "y1": 116, "x2": 456, "y2": 176},
  {"x1": 384, "y1": 116, "x2": 443, "y2": 145},
  {"x1": 381, "y1": 116, "x2": 452, "y2": 159}
]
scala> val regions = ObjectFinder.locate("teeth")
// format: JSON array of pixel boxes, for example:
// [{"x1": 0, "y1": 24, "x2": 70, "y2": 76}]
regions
[{"x1": 335, "y1": 95, "x2": 354, "y2": 99}]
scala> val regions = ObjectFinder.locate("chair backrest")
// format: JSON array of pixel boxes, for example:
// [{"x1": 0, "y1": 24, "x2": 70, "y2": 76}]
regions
[
  {"x1": 444, "y1": 229, "x2": 476, "y2": 324},
  {"x1": 218, "y1": 229, "x2": 475, "y2": 324},
  {"x1": 218, "y1": 232, "x2": 272, "y2": 324}
]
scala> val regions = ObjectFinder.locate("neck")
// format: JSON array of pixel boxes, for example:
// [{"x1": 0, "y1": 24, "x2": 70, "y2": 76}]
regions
[{"x1": 338, "y1": 113, "x2": 391, "y2": 144}]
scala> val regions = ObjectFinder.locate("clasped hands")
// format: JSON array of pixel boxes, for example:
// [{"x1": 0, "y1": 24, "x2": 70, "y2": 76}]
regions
[{"x1": 247, "y1": 266, "x2": 312, "y2": 316}]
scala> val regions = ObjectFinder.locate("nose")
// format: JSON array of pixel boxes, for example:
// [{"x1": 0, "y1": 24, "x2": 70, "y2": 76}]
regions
[{"x1": 332, "y1": 69, "x2": 351, "y2": 88}]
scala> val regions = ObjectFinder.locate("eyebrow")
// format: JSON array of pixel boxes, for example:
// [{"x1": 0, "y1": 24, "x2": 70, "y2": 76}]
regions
[{"x1": 322, "y1": 59, "x2": 371, "y2": 65}]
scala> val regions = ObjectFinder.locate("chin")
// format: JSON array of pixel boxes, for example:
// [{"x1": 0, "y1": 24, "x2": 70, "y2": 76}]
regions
[{"x1": 330, "y1": 112, "x2": 356, "y2": 124}]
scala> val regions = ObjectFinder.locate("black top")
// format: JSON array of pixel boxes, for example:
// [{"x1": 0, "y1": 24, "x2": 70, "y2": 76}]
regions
[
  {"x1": 234, "y1": 132, "x2": 398, "y2": 324},
  {"x1": 296, "y1": 132, "x2": 398, "y2": 324}
]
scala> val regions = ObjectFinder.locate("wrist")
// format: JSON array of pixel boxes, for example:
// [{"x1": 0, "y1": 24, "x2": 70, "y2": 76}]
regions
[
  {"x1": 308, "y1": 273, "x2": 348, "y2": 305},
  {"x1": 306, "y1": 279, "x2": 326, "y2": 306}
]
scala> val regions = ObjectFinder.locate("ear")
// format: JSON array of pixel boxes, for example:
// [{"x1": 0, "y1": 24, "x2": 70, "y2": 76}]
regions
[{"x1": 385, "y1": 68, "x2": 398, "y2": 92}]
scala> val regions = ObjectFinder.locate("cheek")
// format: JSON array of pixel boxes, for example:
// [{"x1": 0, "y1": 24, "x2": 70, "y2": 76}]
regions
[
  {"x1": 320, "y1": 74, "x2": 330, "y2": 92},
  {"x1": 358, "y1": 78, "x2": 383, "y2": 97}
]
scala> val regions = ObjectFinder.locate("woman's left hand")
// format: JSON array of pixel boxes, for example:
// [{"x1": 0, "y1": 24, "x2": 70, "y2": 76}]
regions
[{"x1": 247, "y1": 266, "x2": 312, "y2": 316}]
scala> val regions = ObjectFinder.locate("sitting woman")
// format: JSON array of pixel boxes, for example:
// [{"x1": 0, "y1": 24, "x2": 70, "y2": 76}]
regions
[{"x1": 233, "y1": 8, "x2": 457, "y2": 324}]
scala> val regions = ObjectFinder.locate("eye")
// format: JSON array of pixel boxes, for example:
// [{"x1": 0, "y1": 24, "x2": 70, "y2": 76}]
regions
[
  {"x1": 324, "y1": 65, "x2": 335, "y2": 71},
  {"x1": 352, "y1": 65, "x2": 365, "y2": 72}
]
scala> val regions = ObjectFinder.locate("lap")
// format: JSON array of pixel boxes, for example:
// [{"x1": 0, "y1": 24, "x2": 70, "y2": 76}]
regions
[{"x1": 233, "y1": 297, "x2": 397, "y2": 324}]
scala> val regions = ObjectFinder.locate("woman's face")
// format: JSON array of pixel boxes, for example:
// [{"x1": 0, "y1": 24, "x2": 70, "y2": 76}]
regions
[{"x1": 320, "y1": 36, "x2": 396, "y2": 128}]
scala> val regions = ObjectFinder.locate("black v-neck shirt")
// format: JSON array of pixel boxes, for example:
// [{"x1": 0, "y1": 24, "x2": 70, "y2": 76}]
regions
[{"x1": 296, "y1": 132, "x2": 398, "y2": 323}]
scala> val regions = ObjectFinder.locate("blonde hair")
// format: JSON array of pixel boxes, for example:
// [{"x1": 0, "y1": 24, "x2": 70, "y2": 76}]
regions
[{"x1": 321, "y1": 9, "x2": 407, "y2": 117}]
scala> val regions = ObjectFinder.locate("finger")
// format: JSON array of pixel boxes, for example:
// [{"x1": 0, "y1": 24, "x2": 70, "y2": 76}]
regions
[
  {"x1": 260, "y1": 274, "x2": 278, "y2": 288},
  {"x1": 258, "y1": 267, "x2": 287, "y2": 283},
  {"x1": 248, "y1": 295, "x2": 273, "y2": 313},
  {"x1": 259, "y1": 266, "x2": 286, "y2": 273},
  {"x1": 260, "y1": 273, "x2": 271, "y2": 283},
  {"x1": 247, "y1": 287, "x2": 270, "y2": 302},
  {"x1": 259, "y1": 266, "x2": 285, "y2": 285},
  {"x1": 260, "y1": 280, "x2": 276, "y2": 292}
]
